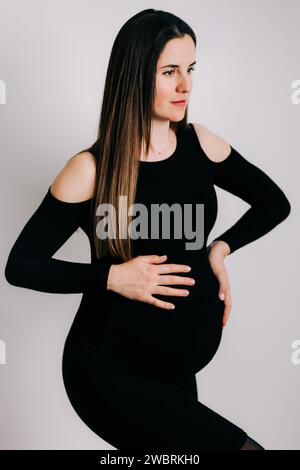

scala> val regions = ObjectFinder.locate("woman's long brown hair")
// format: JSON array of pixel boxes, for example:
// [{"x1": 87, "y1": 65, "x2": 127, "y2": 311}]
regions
[{"x1": 85, "y1": 9, "x2": 197, "y2": 262}]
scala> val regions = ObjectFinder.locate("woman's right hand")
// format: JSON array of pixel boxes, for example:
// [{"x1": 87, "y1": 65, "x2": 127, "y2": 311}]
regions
[{"x1": 106, "y1": 254, "x2": 196, "y2": 310}]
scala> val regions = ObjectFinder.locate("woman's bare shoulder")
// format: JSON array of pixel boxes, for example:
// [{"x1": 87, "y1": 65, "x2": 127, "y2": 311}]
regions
[
  {"x1": 192, "y1": 122, "x2": 232, "y2": 163},
  {"x1": 50, "y1": 151, "x2": 96, "y2": 202}
]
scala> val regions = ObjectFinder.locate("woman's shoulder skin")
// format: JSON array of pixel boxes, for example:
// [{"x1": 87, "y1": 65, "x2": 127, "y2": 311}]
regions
[
  {"x1": 50, "y1": 151, "x2": 96, "y2": 202},
  {"x1": 192, "y1": 122, "x2": 232, "y2": 163}
]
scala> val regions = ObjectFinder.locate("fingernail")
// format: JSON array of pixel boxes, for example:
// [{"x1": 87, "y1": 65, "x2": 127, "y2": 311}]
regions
[
  {"x1": 220, "y1": 293, "x2": 225, "y2": 300},
  {"x1": 185, "y1": 266, "x2": 191, "y2": 271}
]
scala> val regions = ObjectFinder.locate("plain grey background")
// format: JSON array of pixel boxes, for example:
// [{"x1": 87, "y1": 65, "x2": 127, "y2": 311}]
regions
[{"x1": 0, "y1": 0, "x2": 299, "y2": 450}]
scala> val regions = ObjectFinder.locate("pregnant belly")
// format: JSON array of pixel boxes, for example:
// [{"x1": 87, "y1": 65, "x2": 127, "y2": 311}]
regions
[{"x1": 78, "y1": 252, "x2": 225, "y2": 379}]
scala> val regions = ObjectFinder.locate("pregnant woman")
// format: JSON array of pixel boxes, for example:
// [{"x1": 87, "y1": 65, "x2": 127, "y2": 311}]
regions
[{"x1": 5, "y1": 9, "x2": 291, "y2": 450}]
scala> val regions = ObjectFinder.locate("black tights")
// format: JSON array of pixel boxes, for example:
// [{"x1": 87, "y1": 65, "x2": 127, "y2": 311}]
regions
[{"x1": 240, "y1": 436, "x2": 265, "y2": 450}]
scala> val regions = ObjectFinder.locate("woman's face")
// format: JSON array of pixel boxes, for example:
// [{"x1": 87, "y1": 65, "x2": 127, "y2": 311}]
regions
[{"x1": 154, "y1": 34, "x2": 196, "y2": 121}]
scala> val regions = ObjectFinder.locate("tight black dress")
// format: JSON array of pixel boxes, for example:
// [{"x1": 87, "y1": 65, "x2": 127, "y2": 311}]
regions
[{"x1": 5, "y1": 123, "x2": 291, "y2": 450}]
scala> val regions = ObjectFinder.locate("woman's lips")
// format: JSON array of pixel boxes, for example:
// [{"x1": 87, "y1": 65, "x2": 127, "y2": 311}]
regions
[{"x1": 171, "y1": 100, "x2": 187, "y2": 107}]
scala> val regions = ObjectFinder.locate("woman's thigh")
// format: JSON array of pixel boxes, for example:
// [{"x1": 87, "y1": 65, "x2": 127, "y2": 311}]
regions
[{"x1": 62, "y1": 344, "x2": 247, "y2": 450}]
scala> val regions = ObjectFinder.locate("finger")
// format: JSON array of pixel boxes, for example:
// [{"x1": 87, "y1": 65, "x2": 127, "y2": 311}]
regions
[
  {"x1": 157, "y1": 263, "x2": 192, "y2": 274},
  {"x1": 222, "y1": 295, "x2": 232, "y2": 327},
  {"x1": 218, "y1": 283, "x2": 228, "y2": 301},
  {"x1": 223, "y1": 306, "x2": 229, "y2": 327},
  {"x1": 219, "y1": 290, "x2": 225, "y2": 301},
  {"x1": 140, "y1": 254, "x2": 168, "y2": 264},
  {"x1": 157, "y1": 275, "x2": 196, "y2": 286},
  {"x1": 153, "y1": 286, "x2": 190, "y2": 297},
  {"x1": 143, "y1": 294, "x2": 175, "y2": 310}
]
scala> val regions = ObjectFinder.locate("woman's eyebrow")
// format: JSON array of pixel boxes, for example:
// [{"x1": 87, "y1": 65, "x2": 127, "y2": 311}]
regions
[{"x1": 159, "y1": 61, "x2": 196, "y2": 69}]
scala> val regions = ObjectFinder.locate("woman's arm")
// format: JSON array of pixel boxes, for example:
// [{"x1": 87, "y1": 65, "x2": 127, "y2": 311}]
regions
[
  {"x1": 193, "y1": 123, "x2": 291, "y2": 255},
  {"x1": 4, "y1": 152, "x2": 112, "y2": 294}
]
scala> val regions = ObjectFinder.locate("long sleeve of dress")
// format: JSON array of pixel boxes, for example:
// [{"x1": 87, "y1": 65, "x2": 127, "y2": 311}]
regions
[
  {"x1": 4, "y1": 186, "x2": 113, "y2": 294},
  {"x1": 208, "y1": 146, "x2": 291, "y2": 254}
]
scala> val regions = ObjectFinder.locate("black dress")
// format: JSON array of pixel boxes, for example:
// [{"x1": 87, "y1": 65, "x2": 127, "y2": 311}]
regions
[{"x1": 5, "y1": 122, "x2": 291, "y2": 449}]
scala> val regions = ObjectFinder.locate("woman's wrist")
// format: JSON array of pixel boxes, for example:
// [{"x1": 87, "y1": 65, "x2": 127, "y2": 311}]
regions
[
  {"x1": 107, "y1": 264, "x2": 117, "y2": 291},
  {"x1": 208, "y1": 240, "x2": 231, "y2": 258}
]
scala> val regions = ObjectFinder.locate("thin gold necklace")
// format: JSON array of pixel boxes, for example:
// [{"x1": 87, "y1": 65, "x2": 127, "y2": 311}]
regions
[{"x1": 148, "y1": 129, "x2": 174, "y2": 158}]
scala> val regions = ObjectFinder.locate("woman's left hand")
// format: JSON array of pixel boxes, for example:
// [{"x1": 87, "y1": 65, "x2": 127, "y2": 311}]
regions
[{"x1": 207, "y1": 241, "x2": 232, "y2": 328}]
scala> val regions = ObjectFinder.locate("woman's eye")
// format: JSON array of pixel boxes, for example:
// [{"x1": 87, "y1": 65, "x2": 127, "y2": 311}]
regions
[{"x1": 163, "y1": 67, "x2": 196, "y2": 76}]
